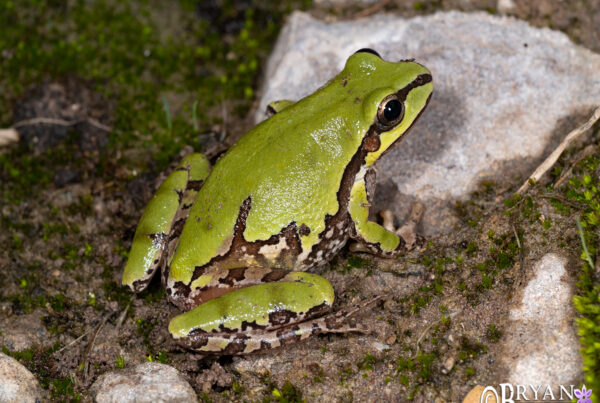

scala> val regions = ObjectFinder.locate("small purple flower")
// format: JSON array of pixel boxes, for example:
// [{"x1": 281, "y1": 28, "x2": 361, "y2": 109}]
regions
[{"x1": 574, "y1": 385, "x2": 593, "y2": 403}]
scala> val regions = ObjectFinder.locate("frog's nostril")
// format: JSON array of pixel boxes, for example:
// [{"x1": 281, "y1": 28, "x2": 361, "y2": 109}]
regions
[{"x1": 354, "y1": 48, "x2": 381, "y2": 58}]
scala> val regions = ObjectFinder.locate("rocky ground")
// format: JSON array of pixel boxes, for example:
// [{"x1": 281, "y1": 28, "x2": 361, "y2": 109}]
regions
[{"x1": 0, "y1": 1, "x2": 599, "y2": 402}]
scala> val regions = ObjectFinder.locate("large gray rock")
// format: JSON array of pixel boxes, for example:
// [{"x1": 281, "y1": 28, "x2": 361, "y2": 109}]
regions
[
  {"x1": 0, "y1": 353, "x2": 45, "y2": 403},
  {"x1": 90, "y1": 362, "x2": 196, "y2": 403},
  {"x1": 257, "y1": 11, "x2": 600, "y2": 234},
  {"x1": 500, "y1": 254, "x2": 582, "y2": 388}
]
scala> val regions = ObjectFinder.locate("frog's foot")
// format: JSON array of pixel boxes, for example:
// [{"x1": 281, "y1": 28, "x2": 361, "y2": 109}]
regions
[
  {"x1": 349, "y1": 201, "x2": 426, "y2": 256},
  {"x1": 348, "y1": 178, "x2": 425, "y2": 257},
  {"x1": 174, "y1": 296, "x2": 382, "y2": 355},
  {"x1": 380, "y1": 201, "x2": 426, "y2": 251}
]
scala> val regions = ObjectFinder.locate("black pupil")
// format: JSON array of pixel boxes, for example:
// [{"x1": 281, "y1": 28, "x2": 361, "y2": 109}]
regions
[{"x1": 383, "y1": 100, "x2": 402, "y2": 123}]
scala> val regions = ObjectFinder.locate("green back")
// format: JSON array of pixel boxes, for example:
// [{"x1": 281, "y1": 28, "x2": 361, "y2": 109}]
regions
[{"x1": 169, "y1": 53, "x2": 431, "y2": 284}]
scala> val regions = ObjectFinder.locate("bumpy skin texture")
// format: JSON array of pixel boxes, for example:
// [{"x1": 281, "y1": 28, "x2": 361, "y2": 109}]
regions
[{"x1": 122, "y1": 51, "x2": 433, "y2": 354}]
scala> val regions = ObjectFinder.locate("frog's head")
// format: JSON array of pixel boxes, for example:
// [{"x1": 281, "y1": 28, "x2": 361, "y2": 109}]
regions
[{"x1": 343, "y1": 49, "x2": 433, "y2": 166}]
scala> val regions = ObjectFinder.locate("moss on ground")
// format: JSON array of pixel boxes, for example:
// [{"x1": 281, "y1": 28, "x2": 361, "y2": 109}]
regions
[{"x1": 562, "y1": 155, "x2": 600, "y2": 400}]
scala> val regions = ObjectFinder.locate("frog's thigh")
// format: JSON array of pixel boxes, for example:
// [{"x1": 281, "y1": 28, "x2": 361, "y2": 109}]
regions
[
  {"x1": 122, "y1": 153, "x2": 211, "y2": 291},
  {"x1": 168, "y1": 272, "x2": 335, "y2": 348},
  {"x1": 348, "y1": 179, "x2": 404, "y2": 255}
]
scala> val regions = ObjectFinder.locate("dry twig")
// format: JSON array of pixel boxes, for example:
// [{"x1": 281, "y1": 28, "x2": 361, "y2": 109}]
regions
[
  {"x1": 554, "y1": 144, "x2": 597, "y2": 188},
  {"x1": 11, "y1": 116, "x2": 112, "y2": 132},
  {"x1": 352, "y1": 0, "x2": 391, "y2": 18},
  {"x1": 82, "y1": 312, "x2": 114, "y2": 379},
  {"x1": 517, "y1": 106, "x2": 600, "y2": 195}
]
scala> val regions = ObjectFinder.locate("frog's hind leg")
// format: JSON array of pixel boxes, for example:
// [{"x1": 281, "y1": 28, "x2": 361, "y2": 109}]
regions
[
  {"x1": 122, "y1": 153, "x2": 211, "y2": 292},
  {"x1": 175, "y1": 296, "x2": 382, "y2": 355}
]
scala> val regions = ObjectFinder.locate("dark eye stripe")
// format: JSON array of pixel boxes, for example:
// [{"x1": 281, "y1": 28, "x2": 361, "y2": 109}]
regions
[{"x1": 395, "y1": 73, "x2": 433, "y2": 103}]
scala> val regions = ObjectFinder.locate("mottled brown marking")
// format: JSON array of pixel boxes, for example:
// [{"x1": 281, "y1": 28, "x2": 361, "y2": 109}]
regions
[
  {"x1": 325, "y1": 313, "x2": 345, "y2": 330},
  {"x1": 304, "y1": 302, "x2": 330, "y2": 318},
  {"x1": 219, "y1": 338, "x2": 250, "y2": 355},
  {"x1": 219, "y1": 267, "x2": 246, "y2": 286},
  {"x1": 269, "y1": 309, "x2": 298, "y2": 326},
  {"x1": 260, "y1": 268, "x2": 290, "y2": 283},
  {"x1": 298, "y1": 223, "x2": 310, "y2": 236},
  {"x1": 168, "y1": 219, "x2": 186, "y2": 241},
  {"x1": 131, "y1": 278, "x2": 151, "y2": 293},
  {"x1": 187, "y1": 286, "x2": 231, "y2": 308},
  {"x1": 240, "y1": 320, "x2": 268, "y2": 332},
  {"x1": 175, "y1": 189, "x2": 184, "y2": 205},
  {"x1": 276, "y1": 325, "x2": 302, "y2": 346},
  {"x1": 186, "y1": 180, "x2": 203, "y2": 191}
]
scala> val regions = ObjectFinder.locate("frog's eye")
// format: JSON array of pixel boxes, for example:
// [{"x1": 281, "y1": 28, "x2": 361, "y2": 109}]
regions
[
  {"x1": 354, "y1": 48, "x2": 381, "y2": 58},
  {"x1": 377, "y1": 95, "x2": 404, "y2": 129}
]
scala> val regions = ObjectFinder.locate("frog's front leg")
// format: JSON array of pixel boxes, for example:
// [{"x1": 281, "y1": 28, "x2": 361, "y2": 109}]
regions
[
  {"x1": 122, "y1": 153, "x2": 211, "y2": 292},
  {"x1": 348, "y1": 169, "x2": 424, "y2": 257}
]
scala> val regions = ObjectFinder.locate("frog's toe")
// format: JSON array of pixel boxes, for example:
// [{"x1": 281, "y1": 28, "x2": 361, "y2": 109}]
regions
[
  {"x1": 397, "y1": 229, "x2": 426, "y2": 251},
  {"x1": 382, "y1": 201, "x2": 426, "y2": 251},
  {"x1": 396, "y1": 223, "x2": 423, "y2": 251}
]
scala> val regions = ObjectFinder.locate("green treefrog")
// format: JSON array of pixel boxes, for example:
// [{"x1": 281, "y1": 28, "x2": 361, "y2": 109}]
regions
[{"x1": 122, "y1": 49, "x2": 433, "y2": 354}]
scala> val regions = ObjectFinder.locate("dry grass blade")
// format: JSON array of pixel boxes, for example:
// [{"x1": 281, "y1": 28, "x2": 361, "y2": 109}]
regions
[{"x1": 517, "y1": 106, "x2": 600, "y2": 195}]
